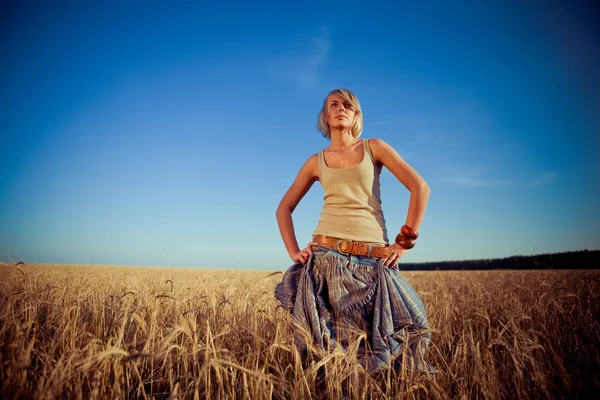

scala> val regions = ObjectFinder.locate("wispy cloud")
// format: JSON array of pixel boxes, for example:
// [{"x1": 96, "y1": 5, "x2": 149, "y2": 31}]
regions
[
  {"x1": 441, "y1": 164, "x2": 513, "y2": 187},
  {"x1": 371, "y1": 103, "x2": 519, "y2": 162},
  {"x1": 442, "y1": 165, "x2": 558, "y2": 188},
  {"x1": 271, "y1": 29, "x2": 330, "y2": 87},
  {"x1": 373, "y1": 106, "x2": 559, "y2": 191},
  {"x1": 522, "y1": 171, "x2": 559, "y2": 187},
  {"x1": 442, "y1": 176, "x2": 513, "y2": 187}
]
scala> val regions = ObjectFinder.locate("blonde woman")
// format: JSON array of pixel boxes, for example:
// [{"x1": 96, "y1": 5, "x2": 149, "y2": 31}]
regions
[{"x1": 275, "y1": 88, "x2": 434, "y2": 373}]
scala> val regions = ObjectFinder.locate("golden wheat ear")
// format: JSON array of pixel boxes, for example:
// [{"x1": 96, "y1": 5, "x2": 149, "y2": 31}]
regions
[{"x1": 0, "y1": 248, "x2": 26, "y2": 275}]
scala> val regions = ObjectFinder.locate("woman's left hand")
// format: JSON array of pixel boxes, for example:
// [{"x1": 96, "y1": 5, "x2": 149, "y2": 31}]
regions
[{"x1": 383, "y1": 243, "x2": 407, "y2": 268}]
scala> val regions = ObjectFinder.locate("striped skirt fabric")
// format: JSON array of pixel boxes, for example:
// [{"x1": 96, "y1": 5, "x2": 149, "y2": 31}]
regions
[{"x1": 274, "y1": 245, "x2": 433, "y2": 373}]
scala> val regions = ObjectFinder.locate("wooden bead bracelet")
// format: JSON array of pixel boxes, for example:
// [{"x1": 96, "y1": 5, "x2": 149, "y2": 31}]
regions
[{"x1": 394, "y1": 225, "x2": 419, "y2": 249}]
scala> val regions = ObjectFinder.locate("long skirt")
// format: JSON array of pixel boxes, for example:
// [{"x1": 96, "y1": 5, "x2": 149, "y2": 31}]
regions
[{"x1": 274, "y1": 245, "x2": 433, "y2": 374}]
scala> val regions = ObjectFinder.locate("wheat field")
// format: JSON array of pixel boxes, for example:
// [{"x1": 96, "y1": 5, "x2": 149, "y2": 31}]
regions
[{"x1": 0, "y1": 263, "x2": 598, "y2": 399}]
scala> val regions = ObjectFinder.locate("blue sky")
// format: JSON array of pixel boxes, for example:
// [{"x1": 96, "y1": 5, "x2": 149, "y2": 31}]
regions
[{"x1": 1, "y1": 1, "x2": 599, "y2": 269}]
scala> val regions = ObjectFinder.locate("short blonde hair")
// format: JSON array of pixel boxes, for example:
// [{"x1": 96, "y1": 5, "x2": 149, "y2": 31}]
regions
[{"x1": 317, "y1": 88, "x2": 364, "y2": 139}]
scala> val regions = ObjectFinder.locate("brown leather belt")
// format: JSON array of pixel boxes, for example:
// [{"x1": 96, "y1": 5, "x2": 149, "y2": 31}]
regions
[{"x1": 313, "y1": 235, "x2": 393, "y2": 258}]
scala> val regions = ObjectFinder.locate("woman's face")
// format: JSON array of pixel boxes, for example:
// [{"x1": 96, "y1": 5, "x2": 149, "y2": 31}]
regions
[{"x1": 326, "y1": 94, "x2": 356, "y2": 132}]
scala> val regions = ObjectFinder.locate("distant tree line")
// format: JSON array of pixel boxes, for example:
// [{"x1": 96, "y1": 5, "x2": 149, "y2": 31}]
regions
[{"x1": 400, "y1": 250, "x2": 600, "y2": 271}]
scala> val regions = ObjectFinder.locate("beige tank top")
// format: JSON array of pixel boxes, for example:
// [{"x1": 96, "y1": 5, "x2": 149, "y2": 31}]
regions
[{"x1": 313, "y1": 139, "x2": 389, "y2": 245}]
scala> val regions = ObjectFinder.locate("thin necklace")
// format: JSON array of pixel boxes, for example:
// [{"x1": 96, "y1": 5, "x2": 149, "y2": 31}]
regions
[{"x1": 330, "y1": 139, "x2": 357, "y2": 167}]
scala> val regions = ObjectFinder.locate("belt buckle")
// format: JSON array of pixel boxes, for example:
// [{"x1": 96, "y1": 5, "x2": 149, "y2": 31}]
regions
[{"x1": 336, "y1": 240, "x2": 351, "y2": 256}]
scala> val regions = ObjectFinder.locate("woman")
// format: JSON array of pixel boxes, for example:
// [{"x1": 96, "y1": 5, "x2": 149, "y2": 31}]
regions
[{"x1": 274, "y1": 88, "x2": 433, "y2": 374}]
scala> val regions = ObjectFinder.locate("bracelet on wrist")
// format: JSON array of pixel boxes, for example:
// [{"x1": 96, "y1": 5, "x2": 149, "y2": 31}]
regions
[
  {"x1": 401, "y1": 224, "x2": 418, "y2": 239},
  {"x1": 394, "y1": 225, "x2": 419, "y2": 249}
]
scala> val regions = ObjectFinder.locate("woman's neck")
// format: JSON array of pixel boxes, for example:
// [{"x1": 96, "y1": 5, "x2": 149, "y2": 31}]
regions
[{"x1": 329, "y1": 130, "x2": 356, "y2": 148}]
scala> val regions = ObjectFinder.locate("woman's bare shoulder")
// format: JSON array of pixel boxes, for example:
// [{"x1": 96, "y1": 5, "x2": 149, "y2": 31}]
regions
[
  {"x1": 304, "y1": 153, "x2": 319, "y2": 166},
  {"x1": 298, "y1": 153, "x2": 319, "y2": 180},
  {"x1": 367, "y1": 137, "x2": 389, "y2": 149},
  {"x1": 366, "y1": 138, "x2": 394, "y2": 161}
]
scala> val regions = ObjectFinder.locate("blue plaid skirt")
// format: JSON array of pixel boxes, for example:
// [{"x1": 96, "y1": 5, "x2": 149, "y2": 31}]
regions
[{"x1": 275, "y1": 245, "x2": 433, "y2": 373}]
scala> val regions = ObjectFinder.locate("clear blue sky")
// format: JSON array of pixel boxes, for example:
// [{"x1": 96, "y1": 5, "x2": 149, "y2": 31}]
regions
[{"x1": 1, "y1": 1, "x2": 599, "y2": 269}]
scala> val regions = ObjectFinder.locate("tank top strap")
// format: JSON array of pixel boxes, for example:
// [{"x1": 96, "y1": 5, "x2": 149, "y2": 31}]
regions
[
  {"x1": 317, "y1": 150, "x2": 325, "y2": 177},
  {"x1": 363, "y1": 138, "x2": 375, "y2": 163}
]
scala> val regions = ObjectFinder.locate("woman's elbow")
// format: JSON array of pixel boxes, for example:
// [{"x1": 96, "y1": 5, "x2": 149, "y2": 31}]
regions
[
  {"x1": 413, "y1": 181, "x2": 430, "y2": 198},
  {"x1": 275, "y1": 204, "x2": 284, "y2": 218},
  {"x1": 276, "y1": 202, "x2": 292, "y2": 218}
]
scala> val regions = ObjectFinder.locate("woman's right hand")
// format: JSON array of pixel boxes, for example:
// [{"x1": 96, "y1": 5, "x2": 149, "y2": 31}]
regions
[{"x1": 290, "y1": 241, "x2": 319, "y2": 264}]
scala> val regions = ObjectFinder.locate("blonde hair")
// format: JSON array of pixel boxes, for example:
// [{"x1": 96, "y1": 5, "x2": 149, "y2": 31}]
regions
[{"x1": 317, "y1": 88, "x2": 364, "y2": 139}]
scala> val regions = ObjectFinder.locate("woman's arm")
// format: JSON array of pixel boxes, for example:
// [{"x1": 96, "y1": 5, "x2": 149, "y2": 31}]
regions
[
  {"x1": 369, "y1": 139, "x2": 431, "y2": 231},
  {"x1": 276, "y1": 154, "x2": 320, "y2": 263},
  {"x1": 369, "y1": 138, "x2": 430, "y2": 231},
  {"x1": 369, "y1": 138, "x2": 430, "y2": 267}
]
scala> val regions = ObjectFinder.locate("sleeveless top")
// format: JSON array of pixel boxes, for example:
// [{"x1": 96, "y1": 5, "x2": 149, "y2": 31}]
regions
[{"x1": 313, "y1": 139, "x2": 389, "y2": 245}]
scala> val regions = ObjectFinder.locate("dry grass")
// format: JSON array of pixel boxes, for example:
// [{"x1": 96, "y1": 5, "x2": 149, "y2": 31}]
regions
[{"x1": 0, "y1": 263, "x2": 599, "y2": 399}]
